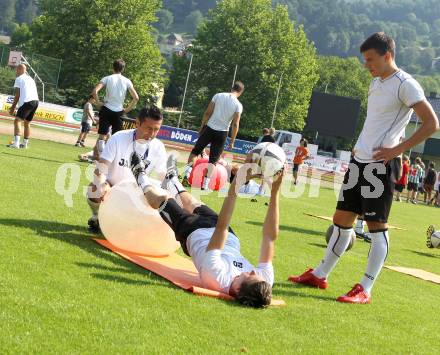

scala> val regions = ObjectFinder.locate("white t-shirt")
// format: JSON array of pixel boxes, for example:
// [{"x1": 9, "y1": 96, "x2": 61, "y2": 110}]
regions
[
  {"x1": 187, "y1": 227, "x2": 274, "y2": 294},
  {"x1": 434, "y1": 172, "x2": 440, "y2": 191},
  {"x1": 100, "y1": 74, "x2": 133, "y2": 112},
  {"x1": 207, "y1": 93, "x2": 243, "y2": 132},
  {"x1": 354, "y1": 70, "x2": 425, "y2": 162},
  {"x1": 14, "y1": 73, "x2": 39, "y2": 108},
  {"x1": 100, "y1": 129, "x2": 167, "y2": 186},
  {"x1": 82, "y1": 102, "x2": 94, "y2": 125}
]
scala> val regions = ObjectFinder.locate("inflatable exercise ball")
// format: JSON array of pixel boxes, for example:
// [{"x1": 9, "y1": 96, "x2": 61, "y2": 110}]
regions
[
  {"x1": 99, "y1": 180, "x2": 180, "y2": 256},
  {"x1": 189, "y1": 158, "x2": 228, "y2": 191}
]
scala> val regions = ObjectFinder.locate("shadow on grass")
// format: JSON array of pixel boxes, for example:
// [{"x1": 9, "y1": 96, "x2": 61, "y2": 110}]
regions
[
  {"x1": 246, "y1": 221, "x2": 324, "y2": 237},
  {"x1": 405, "y1": 249, "x2": 440, "y2": 259},
  {"x1": 308, "y1": 242, "x2": 327, "y2": 249},
  {"x1": 273, "y1": 282, "x2": 335, "y2": 302},
  {"x1": 0, "y1": 218, "x2": 174, "y2": 290},
  {"x1": 0, "y1": 151, "x2": 68, "y2": 164}
]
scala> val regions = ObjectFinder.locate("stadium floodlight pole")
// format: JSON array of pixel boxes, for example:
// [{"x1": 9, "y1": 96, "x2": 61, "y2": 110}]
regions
[
  {"x1": 178, "y1": 52, "x2": 193, "y2": 129},
  {"x1": 271, "y1": 73, "x2": 284, "y2": 128},
  {"x1": 231, "y1": 64, "x2": 238, "y2": 89}
]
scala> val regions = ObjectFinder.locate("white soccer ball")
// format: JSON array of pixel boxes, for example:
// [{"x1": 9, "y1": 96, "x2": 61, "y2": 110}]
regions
[
  {"x1": 249, "y1": 142, "x2": 286, "y2": 178},
  {"x1": 428, "y1": 231, "x2": 440, "y2": 249}
]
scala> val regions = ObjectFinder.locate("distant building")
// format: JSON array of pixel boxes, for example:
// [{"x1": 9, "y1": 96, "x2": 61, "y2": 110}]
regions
[
  {"x1": 0, "y1": 35, "x2": 11, "y2": 45},
  {"x1": 167, "y1": 33, "x2": 184, "y2": 46}
]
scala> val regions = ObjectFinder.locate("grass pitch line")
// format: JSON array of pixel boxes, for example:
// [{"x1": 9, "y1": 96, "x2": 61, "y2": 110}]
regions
[
  {"x1": 94, "y1": 239, "x2": 286, "y2": 307},
  {"x1": 303, "y1": 213, "x2": 406, "y2": 230},
  {"x1": 385, "y1": 266, "x2": 440, "y2": 285}
]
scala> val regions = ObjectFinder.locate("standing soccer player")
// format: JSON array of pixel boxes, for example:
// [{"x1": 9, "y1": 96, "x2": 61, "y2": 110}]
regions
[
  {"x1": 290, "y1": 32, "x2": 439, "y2": 304},
  {"x1": 92, "y1": 59, "x2": 139, "y2": 156},
  {"x1": 7, "y1": 64, "x2": 39, "y2": 149},
  {"x1": 292, "y1": 138, "x2": 309, "y2": 185},
  {"x1": 182, "y1": 81, "x2": 244, "y2": 190}
]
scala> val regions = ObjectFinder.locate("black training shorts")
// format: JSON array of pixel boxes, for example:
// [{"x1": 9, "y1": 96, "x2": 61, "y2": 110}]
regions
[
  {"x1": 98, "y1": 106, "x2": 124, "y2": 135},
  {"x1": 16, "y1": 100, "x2": 39, "y2": 122},
  {"x1": 336, "y1": 158, "x2": 399, "y2": 223},
  {"x1": 191, "y1": 126, "x2": 228, "y2": 165}
]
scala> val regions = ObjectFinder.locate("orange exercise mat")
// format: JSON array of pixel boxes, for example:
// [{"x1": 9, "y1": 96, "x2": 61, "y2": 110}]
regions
[
  {"x1": 304, "y1": 213, "x2": 406, "y2": 231},
  {"x1": 385, "y1": 266, "x2": 440, "y2": 285},
  {"x1": 94, "y1": 239, "x2": 285, "y2": 306}
]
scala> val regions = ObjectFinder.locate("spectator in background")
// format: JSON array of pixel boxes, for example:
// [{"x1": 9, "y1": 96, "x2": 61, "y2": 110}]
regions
[
  {"x1": 407, "y1": 157, "x2": 424, "y2": 204},
  {"x1": 258, "y1": 127, "x2": 276, "y2": 143},
  {"x1": 433, "y1": 171, "x2": 440, "y2": 207},
  {"x1": 292, "y1": 138, "x2": 309, "y2": 185},
  {"x1": 75, "y1": 95, "x2": 96, "y2": 147},
  {"x1": 424, "y1": 162, "x2": 437, "y2": 205},
  {"x1": 418, "y1": 161, "x2": 426, "y2": 202},
  {"x1": 395, "y1": 155, "x2": 409, "y2": 202}
]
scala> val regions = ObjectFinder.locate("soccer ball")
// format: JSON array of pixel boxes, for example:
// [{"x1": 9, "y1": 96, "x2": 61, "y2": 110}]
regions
[
  {"x1": 249, "y1": 142, "x2": 286, "y2": 178},
  {"x1": 325, "y1": 225, "x2": 356, "y2": 251},
  {"x1": 427, "y1": 225, "x2": 440, "y2": 249}
]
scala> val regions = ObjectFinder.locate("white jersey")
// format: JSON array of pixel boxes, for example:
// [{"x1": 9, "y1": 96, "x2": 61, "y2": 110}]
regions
[
  {"x1": 354, "y1": 70, "x2": 425, "y2": 162},
  {"x1": 14, "y1": 73, "x2": 39, "y2": 108},
  {"x1": 207, "y1": 93, "x2": 243, "y2": 132},
  {"x1": 100, "y1": 129, "x2": 167, "y2": 186},
  {"x1": 187, "y1": 227, "x2": 274, "y2": 294},
  {"x1": 434, "y1": 172, "x2": 440, "y2": 191},
  {"x1": 100, "y1": 74, "x2": 133, "y2": 112}
]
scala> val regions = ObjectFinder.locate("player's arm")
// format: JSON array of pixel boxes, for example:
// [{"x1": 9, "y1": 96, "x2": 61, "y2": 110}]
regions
[
  {"x1": 258, "y1": 171, "x2": 283, "y2": 264},
  {"x1": 228, "y1": 112, "x2": 241, "y2": 149},
  {"x1": 124, "y1": 86, "x2": 139, "y2": 113},
  {"x1": 199, "y1": 101, "x2": 215, "y2": 132},
  {"x1": 92, "y1": 82, "x2": 105, "y2": 108},
  {"x1": 8, "y1": 88, "x2": 20, "y2": 115},
  {"x1": 374, "y1": 101, "x2": 439, "y2": 163},
  {"x1": 206, "y1": 178, "x2": 239, "y2": 251}
]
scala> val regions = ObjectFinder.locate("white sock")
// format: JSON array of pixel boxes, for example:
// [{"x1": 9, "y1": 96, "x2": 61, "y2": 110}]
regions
[
  {"x1": 183, "y1": 164, "x2": 193, "y2": 178},
  {"x1": 313, "y1": 225, "x2": 353, "y2": 279},
  {"x1": 355, "y1": 218, "x2": 365, "y2": 234},
  {"x1": 87, "y1": 198, "x2": 100, "y2": 217},
  {"x1": 165, "y1": 176, "x2": 186, "y2": 198},
  {"x1": 137, "y1": 173, "x2": 153, "y2": 192},
  {"x1": 202, "y1": 176, "x2": 210, "y2": 190},
  {"x1": 14, "y1": 135, "x2": 20, "y2": 145},
  {"x1": 360, "y1": 229, "x2": 389, "y2": 295},
  {"x1": 23, "y1": 138, "x2": 29, "y2": 146},
  {"x1": 97, "y1": 139, "x2": 105, "y2": 153}
]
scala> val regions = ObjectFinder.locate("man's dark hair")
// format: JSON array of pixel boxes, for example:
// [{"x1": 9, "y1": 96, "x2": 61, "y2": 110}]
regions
[
  {"x1": 138, "y1": 105, "x2": 163, "y2": 123},
  {"x1": 429, "y1": 162, "x2": 435, "y2": 169},
  {"x1": 236, "y1": 280, "x2": 272, "y2": 308},
  {"x1": 262, "y1": 128, "x2": 270, "y2": 135},
  {"x1": 87, "y1": 95, "x2": 94, "y2": 100},
  {"x1": 113, "y1": 59, "x2": 126, "y2": 73},
  {"x1": 302, "y1": 138, "x2": 308, "y2": 148},
  {"x1": 360, "y1": 32, "x2": 395, "y2": 57},
  {"x1": 232, "y1": 81, "x2": 244, "y2": 93}
]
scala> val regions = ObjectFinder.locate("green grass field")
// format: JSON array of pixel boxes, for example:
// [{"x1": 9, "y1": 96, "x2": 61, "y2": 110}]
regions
[{"x1": 1, "y1": 135, "x2": 439, "y2": 354}]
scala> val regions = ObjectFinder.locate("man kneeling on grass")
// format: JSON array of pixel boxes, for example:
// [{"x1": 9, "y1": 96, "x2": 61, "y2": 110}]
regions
[{"x1": 130, "y1": 153, "x2": 283, "y2": 308}]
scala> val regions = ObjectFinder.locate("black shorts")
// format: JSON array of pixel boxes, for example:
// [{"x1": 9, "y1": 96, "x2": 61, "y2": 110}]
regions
[
  {"x1": 406, "y1": 182, "x2": 418, "y2": 192},
  {"x1": 293, "y1": 163, "x2": 300, "y2": 172},
  {"x1": 16, "y1": 100, "x2": 38, "y2": 121},
  {"x1": 394, "y1": 184, "x2": 405, "y2": 193},
  {"x1": 191, "y1": 126, "x2": 228, "y2": 164},
  {"x1": 98, "y1": 106, "x2": 124, "y2": 135},
  {"x1": 160, "y1": 199, "x2": 234, "y2": 256},
  {"x1": 336, "y1": 158, "x2": 399, "y2": 223},
  {"x1": 81, "y1": 122, "x2": 91, "y2": 133}
]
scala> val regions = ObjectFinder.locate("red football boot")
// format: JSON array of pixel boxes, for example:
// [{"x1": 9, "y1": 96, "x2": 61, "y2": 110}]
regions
[
  {"x1": 288, "y1": 268, "x2": 328, "y2": 289},
  {"x1": 337, "y1": 283, "x2": 371, "y2": 304}
]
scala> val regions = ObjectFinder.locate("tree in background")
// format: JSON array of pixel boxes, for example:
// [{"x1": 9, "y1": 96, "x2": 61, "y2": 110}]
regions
[
  {"x1": 28, "y1": 0, "x2": 164, "y2": 106},
  {"x1": 0, "y1": 0, "x2": 16, "y2": 33},
  {"x1": 183, "y1": 10, "x2": 204, "y2": 35},
  {"x1": 0, "y1": 66, "x2": 16, "y2": 95},
  {"x1": 174, "y1": 0, "x2": 317, "y2": 138},
  {"x1": 314, "y1": 56, "x2": 371, "y2": 149},
  {"x1": 155, "y1": 9, "x2": 174, "y2": 33}
]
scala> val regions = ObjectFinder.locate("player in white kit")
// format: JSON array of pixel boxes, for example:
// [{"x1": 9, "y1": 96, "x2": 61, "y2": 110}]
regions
[
  {"x1": 86, "y1": 106, "x2": 167, "y2": 232},
  {"x1": 291, "y1": 32, "x2": 439, "y2": 304},
  {"x1": 130, "y1": 152, "x2": 282, "y2": 308}
]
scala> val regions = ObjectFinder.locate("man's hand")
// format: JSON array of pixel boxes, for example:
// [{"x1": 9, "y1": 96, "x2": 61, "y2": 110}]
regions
[
  {"x1": 373, "y1": 146, "x2": 402, "y2": 164},
  {"x1": 95, "y1": 101, "x2": 104, "y2": 109},
  {"x1": 8, "y1": 106, "x2": 16, "y2": 116},
  {"x1": 271, "y1": 169, "x2": 284, "y2": 192},
  {"x1": 227, "y1": 141, "x2": 235, "y2": 150}
]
